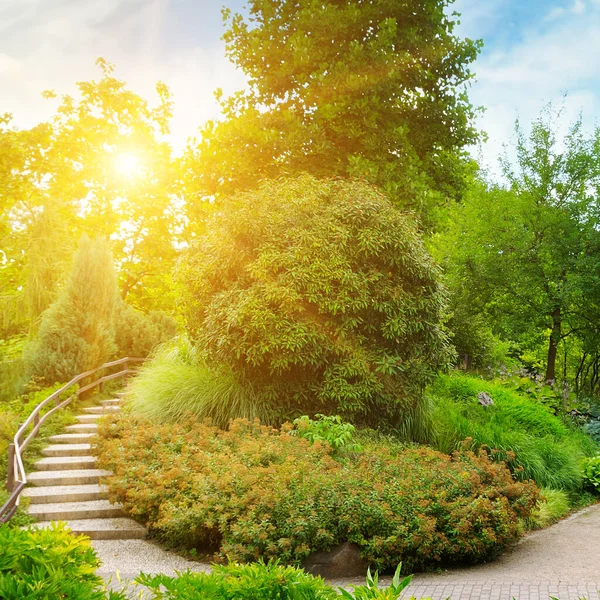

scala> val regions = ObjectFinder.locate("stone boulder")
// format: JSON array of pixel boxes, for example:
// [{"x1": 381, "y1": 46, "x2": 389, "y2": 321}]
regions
[{"x1": 302, "y1": 542, "x2": 367, "y2": 578}]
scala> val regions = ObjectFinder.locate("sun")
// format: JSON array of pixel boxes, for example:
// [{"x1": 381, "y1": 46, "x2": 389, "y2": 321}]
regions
[{"x1": 113, "y1": 152, "x2": 143, "y2": 179}]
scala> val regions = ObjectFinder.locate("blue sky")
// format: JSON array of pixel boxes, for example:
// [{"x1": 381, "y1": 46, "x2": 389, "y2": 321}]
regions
[{"x1": 1, "y1": 0, "x2": 599, "y2": 172}]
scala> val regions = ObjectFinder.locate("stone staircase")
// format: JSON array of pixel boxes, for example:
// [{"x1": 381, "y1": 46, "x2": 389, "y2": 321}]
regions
[{"x1": 22, "y1": 397, "x2": 146, "y2": 540}]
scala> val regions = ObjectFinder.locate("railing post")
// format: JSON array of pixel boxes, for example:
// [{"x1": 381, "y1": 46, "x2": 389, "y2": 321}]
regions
[{"x1": 6, "y1": 444, "x2": 15, "y2": 493}]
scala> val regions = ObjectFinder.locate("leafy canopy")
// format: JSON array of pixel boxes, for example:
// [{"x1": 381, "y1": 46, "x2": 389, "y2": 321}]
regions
[
  {"x1": 184, "y1": 0, "x2": 481, "y2": 226},
  {"x1": 179, "y1": 175, "x2": 451, "y2": 426},
  {"x1": 434, "y1": 106, "x2": 600, "y2": 384}
]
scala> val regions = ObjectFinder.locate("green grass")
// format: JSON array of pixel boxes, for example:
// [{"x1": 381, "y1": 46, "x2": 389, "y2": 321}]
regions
[
  {"x1": 523, "y1": 488, "x2": 571, "y2": 530},
  {"x1": 429, "y1": 373, "x2": 598, "y2": 491},
  {"x1": 125, "y1": 338, "x2": 274, "y2": 428}
]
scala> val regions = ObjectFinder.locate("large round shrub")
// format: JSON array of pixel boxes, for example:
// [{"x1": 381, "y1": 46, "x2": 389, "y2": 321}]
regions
[{"x1": 179, "y1": 176, "x2": 450, "y2": 426}]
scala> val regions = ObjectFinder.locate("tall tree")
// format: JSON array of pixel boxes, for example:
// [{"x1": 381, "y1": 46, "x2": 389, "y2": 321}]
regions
[
  {"x1": 435, "y1": 107, "x2": 600, "y2": 383},
  {"x1": 183, "y1": 0, "x2": 481, "y2": 226},
  {"x1": 0, "y1": 59, "x2": 183, "y2": 335}
]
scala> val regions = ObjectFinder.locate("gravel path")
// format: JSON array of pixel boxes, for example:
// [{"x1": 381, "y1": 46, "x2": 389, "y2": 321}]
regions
[{"x1": 94, "y1": 503, "x2": 600, "y2": 599}]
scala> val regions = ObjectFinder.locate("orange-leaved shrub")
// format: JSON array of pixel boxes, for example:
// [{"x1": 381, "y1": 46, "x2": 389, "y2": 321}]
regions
[{"x1": 95, "y1": 415, "x2": 538, "y2": 571}]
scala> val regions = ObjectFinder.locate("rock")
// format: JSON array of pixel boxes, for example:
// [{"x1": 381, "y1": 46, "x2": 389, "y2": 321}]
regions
[
  {"x1": 478, "y1": 392, "x2": 494, "y2": 406},
  {"x1": 302, "y1": 542, "x2": 367, "y2": 578}
]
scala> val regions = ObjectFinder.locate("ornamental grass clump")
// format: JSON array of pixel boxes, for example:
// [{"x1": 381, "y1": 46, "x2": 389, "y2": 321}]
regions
[
  {"x1": 430, "y1": 373, "x2": 597, "y2": 490},
  {"x1": 125, "y1": 337, "x2": 273, "y2": 428},
  {"x1": 96, "y1": 413, "x2": 538, "y2": 572}
]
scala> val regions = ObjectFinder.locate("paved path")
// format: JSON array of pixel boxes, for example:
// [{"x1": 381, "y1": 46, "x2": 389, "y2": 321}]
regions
[
  {"x1": 93, "y1": 503, "x2": 600, "y2": 599},
  {"x1": 405, "y1": 503, "x2": 600, "y2": 600}
]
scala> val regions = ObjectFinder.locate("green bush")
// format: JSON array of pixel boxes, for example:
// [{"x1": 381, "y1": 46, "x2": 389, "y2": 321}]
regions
[
  {"x1": 114, "y1": 301, "x2": 177, "y2": 359},
  {"x1": 582, "y1": 455, "x2": 600, "y2": 490},
  {"x1": 137, "y1": 561, "x2": 339, "y2": 600},
  {"x1": 125, "y1": 337, "x2": 273, "y2": 427},
  {"x1": 136, "y1": 562, "x2": 420, "y2": 600},
  {"x1": 96, "y1": 414, "x2": 538, "y2": 572},
  {"x1": 0, "y1": 522, "x2": 126, "y2": 599},
  {"x1": 178, "y1": 175, "x2": 452, "y2": 427},
  {"x1": 26, "y1": 236, "x2": 119, "y2": 385},
  {"x1": 292, "y1": 414, "x2": 362, "y2": 453},
  {"x1": 429, "y1": 373, "x2": 597, "y2": 490}
]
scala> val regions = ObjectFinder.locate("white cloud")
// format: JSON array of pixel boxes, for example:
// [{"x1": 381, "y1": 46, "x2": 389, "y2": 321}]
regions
[{"x1": 468, "y1": 2, "x2": 600, "y2": 177}]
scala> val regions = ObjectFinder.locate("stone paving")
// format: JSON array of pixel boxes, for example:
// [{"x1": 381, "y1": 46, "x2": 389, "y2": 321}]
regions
[{"x1": 400, "y1": 503, "x2": 600, "y2": 600}]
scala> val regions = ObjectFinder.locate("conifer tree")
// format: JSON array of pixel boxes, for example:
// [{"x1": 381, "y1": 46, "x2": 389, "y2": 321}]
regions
[{"x1": 28, "y1": 236, "x2": 119, "y2": 384}]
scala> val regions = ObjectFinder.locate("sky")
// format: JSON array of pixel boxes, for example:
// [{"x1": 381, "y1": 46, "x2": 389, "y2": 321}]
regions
[{"x1": 1, "y1": 0, "x2": 600, "y2": 174}]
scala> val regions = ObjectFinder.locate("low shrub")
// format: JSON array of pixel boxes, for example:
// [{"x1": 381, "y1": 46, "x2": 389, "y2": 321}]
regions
[
  {"x1": 96, "y1": 414, "x2": 538, "y2": 572},
  {"x1": 125, "y1": 338, "x2": 273, "y2": 428},
  {"x1": 136, "y1": 562, "x2": 419, "y2": 600},
  {"x1": 114, "y1": 301, "x2": 177, "y2": 359},
  {"x1": 0, "y1": 522, "x2": 126, "y2": 599},
  {"x1": 292, "y1": 414, "x2": 362, "y2": 453},
  {"x1": 582, "y1": 455, "x2": 600, "y2": 491},
  {"x1": 429, "y1": 374, "x2": 597, "y2": 490}
]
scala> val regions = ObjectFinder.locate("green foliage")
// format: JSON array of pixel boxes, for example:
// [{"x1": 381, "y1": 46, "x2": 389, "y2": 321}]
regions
[
  {"x1": 340, "y1": 564, "x2": 413, "y2": 600},
  {"x1": 0, "y1": 522, "x2": 126, "y2": 600},
  {"x1": 292, "y1": 415, "x2": 362, "y2": 453},
  {"x1": 434, "y1": 107, "x2": 600, "y2": 384},
  {"x1": 179, "y1": 176, "x2": 451, "y2": 428},
  {"x1": 585, "y1": 419, "x2": 600, "y2": 444},
  {"x1": 185, "y1": 0, "x2": 481, "y2": 225},
  {"x1": 137, "y1": 561, "x2": 339, "y2": 600},
  {"x1": 430, "y1": 373, "x2": 597, "y2": 490},
  {"x1": 582, "y1": 455, "x2": 600, "y2": 490},
  {"x1": 137, "y1": 561, "x2": 426, "y2": 600},
  {"x1": 523, "y1": 488, "x2": 571, "y2": 531},
  {"x1": 27, "y1": 236, "x2": 119, "y2": 385},
  {"x1": 96, "y1": 414, "x2": 538, "y2": 572},
  {"x1": 114, "y1": 300, "x2": 177, "y2": 359},
  {"x1": 0, "y1": 382, "x2": 78, "y2": 483},
  {"x1": 1, "y1": 60, "x2": 181, "y2": 326},
  {"x1": 126, "y1": 337, "x2": 273, "y2": 427},
  {"x1": 0, "y1": 335, "x2": 27, "y2": 402}
]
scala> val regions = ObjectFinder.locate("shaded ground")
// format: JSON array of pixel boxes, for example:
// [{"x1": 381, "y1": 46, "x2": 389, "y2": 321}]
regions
[{"x1": 94, "y1": 503, "x2": 600, "y2": 599}]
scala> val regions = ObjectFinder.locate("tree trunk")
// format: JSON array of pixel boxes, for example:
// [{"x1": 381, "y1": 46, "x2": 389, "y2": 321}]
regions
[{"x1": 545, "y1": 306, "x2": 561, "y2": 383}]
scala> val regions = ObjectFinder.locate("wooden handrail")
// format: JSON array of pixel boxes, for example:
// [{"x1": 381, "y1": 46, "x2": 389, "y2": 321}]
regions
[{"x1": 0, "y1": 356, "x2": 145, "y2": 524}]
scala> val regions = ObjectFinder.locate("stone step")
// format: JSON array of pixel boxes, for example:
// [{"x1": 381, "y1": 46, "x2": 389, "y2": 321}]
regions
[
  {"x1": 81, "y1": 406, "x2": 120, "y2": 414},
  {"x1": 75, "y1": 414, "x2": 103, "y2": 423},
  {"x1": 28, "y1": 499, "x2": 124, "y2": 521},
  {"x1": 32, "y1": 518, "x2": 146, "y2": 540},
  {"x1": 49, "y1": 433, "x2": 94, "y2": 444},
  {"x1": 42, "y1": 444, "x2": 91, "y2": 457},
  {"x1": 28, "y1": 469, "x2": 111, "y2": 487},
  {"x1": 100, "y1": 399, "x2": 121, "y2": 406},
  {"x1": 23, "y1": 484, "x2": 108, "y2": 504},
  {"x1": 65, "y1": 423, "x2": 98, "y2": 433},
  {"x1": 34, "y1": 456, "x2": 97, "y2": 471}
]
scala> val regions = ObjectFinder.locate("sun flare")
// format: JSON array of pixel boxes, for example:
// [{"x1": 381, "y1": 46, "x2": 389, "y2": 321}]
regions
[{"x1": 114, "y1": 152, "x2": 143, "y2": 179}]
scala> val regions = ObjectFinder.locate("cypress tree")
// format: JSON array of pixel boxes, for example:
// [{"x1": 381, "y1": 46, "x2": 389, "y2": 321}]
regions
[{"x1": 28, "y1": 236, "x2": 119, "y2": 384}]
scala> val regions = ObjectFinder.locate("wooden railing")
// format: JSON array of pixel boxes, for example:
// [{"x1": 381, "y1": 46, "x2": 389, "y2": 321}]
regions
[{"x1": 0, "y1": 357, "x2": 144, "y2": 524}]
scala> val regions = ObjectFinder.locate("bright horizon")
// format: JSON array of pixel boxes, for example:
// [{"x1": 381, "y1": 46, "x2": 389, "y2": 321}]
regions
[{"x1": 1, "y1": 0, "x2": 600, "y2": 172}]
